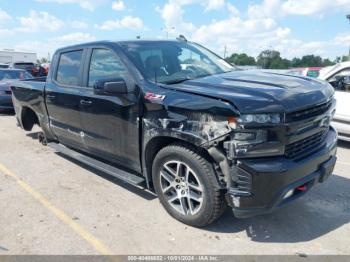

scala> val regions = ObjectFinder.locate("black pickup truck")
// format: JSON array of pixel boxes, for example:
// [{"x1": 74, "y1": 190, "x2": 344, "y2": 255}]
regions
[{"x1": 11, "y1": 39, "x2": 337, "y2": 227}]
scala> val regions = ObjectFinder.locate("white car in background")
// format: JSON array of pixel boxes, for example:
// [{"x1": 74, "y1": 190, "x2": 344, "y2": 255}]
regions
[{"x1": 319, "y1": 62, "x2": 350, "y2": 142}]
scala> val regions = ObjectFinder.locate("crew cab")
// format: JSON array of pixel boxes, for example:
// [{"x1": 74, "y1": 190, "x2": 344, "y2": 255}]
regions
[{"x1": 11, "y1": 39, "x2": 337, "y2": 227}]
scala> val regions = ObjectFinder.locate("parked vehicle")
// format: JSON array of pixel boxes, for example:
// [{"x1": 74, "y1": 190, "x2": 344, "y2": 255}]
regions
[
  {"x1": 287, "y1": 67, "x2": 322, "y2": 78},
  {"x1": 40, "y1": 63, "x2": 50, "y2": 76},
  {"x1": 319, "y1": 62, "x2": 350, "y2": 142},
  {"x1": 10, "y1": 62, "x2": 39, "y2": 76},
  {"x1": 0, "y1": 63, "x2": 9, "y2": 69},
  {"x1": 0, "y1": 69, "x2": 32, "y2": 111},
  {"x1": 11, "y1": 40, "x2": 337, "y2": 226}
]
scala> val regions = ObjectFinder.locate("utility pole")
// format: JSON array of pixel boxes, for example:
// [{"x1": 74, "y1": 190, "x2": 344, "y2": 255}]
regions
[
  {"x1": 161, "y1": 26, "x2": 175, "y2": 39},
  {"x1": 347, "y1": 15, "x2": 350, "y2": 60},
  {"x1": 223, "y1": 45, "x2": 227, "y2": 59}
]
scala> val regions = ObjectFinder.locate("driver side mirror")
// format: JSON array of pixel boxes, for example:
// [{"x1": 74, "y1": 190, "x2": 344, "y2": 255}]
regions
[{"x1": 93, "y1": 78, "x2": 128, "y2": 95}]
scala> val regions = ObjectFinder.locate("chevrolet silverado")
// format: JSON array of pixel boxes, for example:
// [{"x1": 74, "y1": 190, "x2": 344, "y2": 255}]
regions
[{"x1": 11, "y1": 39, "x2": 337, "y2": 227}]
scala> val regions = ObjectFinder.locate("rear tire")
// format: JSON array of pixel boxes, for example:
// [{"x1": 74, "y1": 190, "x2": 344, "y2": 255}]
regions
[{"x1": 152, "y1": 144, "x2": 226, "y2": 227}]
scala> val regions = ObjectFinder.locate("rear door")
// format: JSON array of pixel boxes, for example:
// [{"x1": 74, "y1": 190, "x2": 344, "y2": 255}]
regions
[
  {"x1": 78, "y1": 47, "x2": 141, "y2": 172},
  {"x1": 45, "y1": 49, "x2": 87, "y2": 150}
]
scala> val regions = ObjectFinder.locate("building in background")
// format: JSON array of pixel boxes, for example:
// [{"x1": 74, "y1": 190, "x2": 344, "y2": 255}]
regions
[{"x1": 0, "y1": 49, "x2": 37, "y2": 65}]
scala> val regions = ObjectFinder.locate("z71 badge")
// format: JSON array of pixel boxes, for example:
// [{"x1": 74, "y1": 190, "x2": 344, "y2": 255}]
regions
[{"x1": 144, "y1": 92, "x2": 165, "y2": 101}]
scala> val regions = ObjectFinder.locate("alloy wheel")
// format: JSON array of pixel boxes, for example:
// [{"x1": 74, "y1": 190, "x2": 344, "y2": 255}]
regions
[{"x1": 159, "y1": 160, "x2": 204, "y2": 216}]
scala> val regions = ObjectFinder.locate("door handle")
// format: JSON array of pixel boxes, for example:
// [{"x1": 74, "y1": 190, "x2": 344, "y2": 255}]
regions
[
  {"x1": 46, "y1": 94, "x2": 56, "y2": 100},
  {"x1": 80, "y1": 99, "x2": 93, "y2": 106}
]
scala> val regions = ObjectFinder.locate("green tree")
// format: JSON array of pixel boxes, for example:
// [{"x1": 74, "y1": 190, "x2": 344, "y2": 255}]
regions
[
  {"x1": 322, "y1": 58, "x2": 335, "y2": 67},
  {"x1": 229, "y1": 50, "x2": 336, "y2": 69},
  {"x1": 257, "y1": 50, "x2": 290, "y2": 69},
  {"x1": 37, "y1": 57, "x2": 48, "y2": 64},
  {"x1": 291, "y1": 55, "x2": 335, "y2": 67},
  {"x1": 291, "y1": 57, "x2": 302, "y2": 67},
  {"x1": 225, "y1": 53, "x2": 256, "y2": 65},
  {"x1": 341, "y1": 55, "x2": 349, "y2": 62},
  {"x1": 299, "y1": 55, "x2": 323, "y2": 67}
]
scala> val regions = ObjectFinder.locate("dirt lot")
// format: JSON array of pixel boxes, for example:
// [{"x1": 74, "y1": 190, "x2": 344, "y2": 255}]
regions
[{"x1": 0, "y1": 113, "x2": 350, "y2": 255}]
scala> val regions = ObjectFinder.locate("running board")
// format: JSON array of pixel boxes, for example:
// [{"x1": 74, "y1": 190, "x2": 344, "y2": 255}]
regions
[{"x1": 48, "y1": 143, "x2": 145, "y2": 186}]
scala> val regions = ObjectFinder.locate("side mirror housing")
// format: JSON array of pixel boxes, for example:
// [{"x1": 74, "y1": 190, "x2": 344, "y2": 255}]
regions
[
  {"x1": 93, "y1": 78, "x2": 128, "y2": 95},
  {"x1": 342, "y1": 76, "x2": 350, "y2": 85}
]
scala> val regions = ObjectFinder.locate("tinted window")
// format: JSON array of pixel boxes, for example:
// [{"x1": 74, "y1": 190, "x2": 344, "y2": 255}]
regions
[
  {"x1": 329, "y1": 68, "x2": 350, "y2": 92},
  {"x1": 88, "y1": 49, "x2": 127, "y2": 87},
  {"x1": 0, "y1": 70, "x2": 32, "y2": 81},
  {"x1": 120, "y1": 41, "x2": 234, "y2": 84},
  {"x1": 56, "y1": 50, "x2": 83, "y2": 86}
]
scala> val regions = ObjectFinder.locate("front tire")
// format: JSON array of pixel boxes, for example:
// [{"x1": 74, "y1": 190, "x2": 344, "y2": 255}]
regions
[{"x1": 152, "y1": 144, "x2": 226, "y2": 227}]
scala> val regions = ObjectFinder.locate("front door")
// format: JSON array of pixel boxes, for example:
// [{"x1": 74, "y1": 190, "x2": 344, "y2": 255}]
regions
[{"x1": 79, "y1": 48, "x2": 141, "y2": 172}]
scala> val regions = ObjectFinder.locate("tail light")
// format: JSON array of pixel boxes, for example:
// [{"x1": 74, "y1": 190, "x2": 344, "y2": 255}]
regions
[
  {"x1": 296, "y1": 184, "x2": 307, "y2": 192},
  {"x1": 32, "y1": 67, "x2": 39, "y2": 76}
]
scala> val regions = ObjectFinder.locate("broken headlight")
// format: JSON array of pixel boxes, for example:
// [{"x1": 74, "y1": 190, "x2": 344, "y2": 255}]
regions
[
  {"x1": 237, "y1": 114, "x2": 281, "y2": 124},
  {"x1": 224, "y1": 129, "x2": 284, "y2": 159}
]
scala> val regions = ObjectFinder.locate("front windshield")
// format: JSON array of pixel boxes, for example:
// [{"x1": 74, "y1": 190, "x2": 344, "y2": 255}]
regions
[
  {"x1": 0, "y1": 70, "x2": 33, "y2": 81},
  {"x1": 120, "y1": 41, "x2": 234, "y2": 84}
]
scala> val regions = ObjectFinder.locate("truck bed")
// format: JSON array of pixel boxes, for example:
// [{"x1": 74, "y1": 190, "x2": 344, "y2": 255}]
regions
[{"x1": 11, "y1": 77, "x2": 48, "y2": 130}]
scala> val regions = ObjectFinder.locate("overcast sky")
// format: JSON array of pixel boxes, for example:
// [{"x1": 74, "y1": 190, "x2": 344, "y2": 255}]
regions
[{"x1": 0, "y1": 0, "x2": 349, "y2": 59}]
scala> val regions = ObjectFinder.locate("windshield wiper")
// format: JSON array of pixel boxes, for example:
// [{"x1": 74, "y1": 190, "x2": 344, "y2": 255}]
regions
[
  {"x1": 163, "y1": 77, "x2": 193, "y2": 85},
  {"x1": 162, "y1": 72, "x2": 219, "y2": 85}
]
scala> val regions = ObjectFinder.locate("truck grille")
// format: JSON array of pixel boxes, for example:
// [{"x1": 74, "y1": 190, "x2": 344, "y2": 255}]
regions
[
  {"x1": 285, "y1": 129, "x2": 328, "y2": 159},
  {"x1": 286, "y1": 99, "x2": 333, "y2": 122}
]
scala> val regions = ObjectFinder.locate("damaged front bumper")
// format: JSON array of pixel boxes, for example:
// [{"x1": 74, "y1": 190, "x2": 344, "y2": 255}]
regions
[{"x1": 225, "y1": 126, "x2": 337, "y2": 218}]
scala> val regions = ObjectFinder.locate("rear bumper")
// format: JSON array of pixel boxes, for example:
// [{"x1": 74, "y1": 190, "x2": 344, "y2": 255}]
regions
[
  {"x1": 0, "y1": 95, "x2": 13, "y2": 110},
  {"x1": 227, "y1": 126, "x2": 337, "y2": 218}
]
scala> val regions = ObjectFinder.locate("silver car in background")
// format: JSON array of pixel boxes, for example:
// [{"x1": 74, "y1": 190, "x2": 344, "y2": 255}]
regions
[{"x1": 0, "y1": 69, "x2": 33, "y2": 112}]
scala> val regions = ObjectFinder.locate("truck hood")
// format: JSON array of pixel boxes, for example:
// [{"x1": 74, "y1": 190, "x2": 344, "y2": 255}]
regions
[{"x1": 167, "y1": 70, "x2": 334, "y2": 114}]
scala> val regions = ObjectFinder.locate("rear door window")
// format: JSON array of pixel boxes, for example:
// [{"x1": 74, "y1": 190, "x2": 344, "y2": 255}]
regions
[{"x1": 56, "y1": 50, "x2": 83, "y2": 86}]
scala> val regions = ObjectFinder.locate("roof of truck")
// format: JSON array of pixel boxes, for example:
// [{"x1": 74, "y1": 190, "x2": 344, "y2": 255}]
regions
[{"x1": 54, "y1": 39, "x2": 187, "y2": 52}]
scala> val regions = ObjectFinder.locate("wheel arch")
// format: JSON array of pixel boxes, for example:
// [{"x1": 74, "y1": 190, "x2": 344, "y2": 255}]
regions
[
  {"x1": 20, "y1": 106, "x2": 40, "y2": 131},
  {"x1": 143, "y1": 135, "x2": 216, "y2": 190}
]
